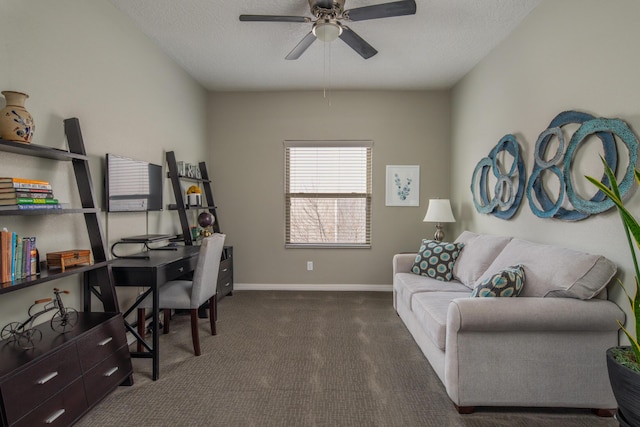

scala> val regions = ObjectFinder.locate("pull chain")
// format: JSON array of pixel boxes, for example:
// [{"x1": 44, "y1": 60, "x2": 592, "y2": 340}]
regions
[{"x1": 323, "y1": 40, "x2": 332, "y2": 106}]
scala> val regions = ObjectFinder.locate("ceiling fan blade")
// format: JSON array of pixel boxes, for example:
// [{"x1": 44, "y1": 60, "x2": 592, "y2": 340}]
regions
[
  {"x1": 239, "y1": 15, "x2": 311, "y2": 23},
  {"x1": 285, "y1": 31, "x2": 317, "y2": 60},
  {"x1": 345, "y1": 0, "x2": 416, "y2": 21},
  {"x1": 339, "y1": 27, "x2": 378, "y2": 59}
]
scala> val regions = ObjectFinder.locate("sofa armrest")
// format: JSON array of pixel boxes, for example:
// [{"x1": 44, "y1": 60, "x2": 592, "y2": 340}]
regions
[
  {"x1": 393, "y1": 253, "x2": 416, "y2": 275},
  {"x1": 447, "y1": 297, "x2": 625, "y2": 333}
]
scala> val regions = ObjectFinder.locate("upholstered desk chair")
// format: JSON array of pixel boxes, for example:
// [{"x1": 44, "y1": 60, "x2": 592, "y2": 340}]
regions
[{"x1": 137, "y1": 233, "x2": 226, "y2": 356}]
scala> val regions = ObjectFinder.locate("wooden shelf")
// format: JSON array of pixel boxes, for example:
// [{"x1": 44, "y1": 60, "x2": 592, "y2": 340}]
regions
[
  {"x1": 0, "y1": 138, "x2": 88, "y2": 161},
  {"x1": 0, "y1": 207, "x2": 100, "y2": 216},
  {"x1": 166, "y1": 172, "x2": 210, "y2": 184},
  {"x1": 0, "y1": 118, "x2": 118, "y2": 312},
  {"x1": 0, "y1": 261, "x2": 109, "y2": 295}
]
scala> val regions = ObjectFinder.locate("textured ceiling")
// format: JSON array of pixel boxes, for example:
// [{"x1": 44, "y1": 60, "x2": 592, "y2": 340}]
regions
[{"x1": 107, "y1": 0, "x2": 540, "y2": 91}]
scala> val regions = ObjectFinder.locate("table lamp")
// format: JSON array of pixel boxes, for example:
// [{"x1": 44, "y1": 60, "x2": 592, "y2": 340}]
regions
[{"x1": 423, "y1": 199, "x2": 456, "y2": 241}]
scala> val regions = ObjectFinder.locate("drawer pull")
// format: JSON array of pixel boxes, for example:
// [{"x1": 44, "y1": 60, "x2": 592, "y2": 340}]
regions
[
  {"x1": 45, "y1": 409, "x2": 65, "y2": 424},
  {"x1": 98, "y1": 337, "x2": 114, "y2": 346},
  {"x1": 104, "y1": 366, "x2": 119, "y2": 377},
  {"x1": 224, "y1": 282, "x2": 231, "y2": 287},
  {"x1": 178, "y1": 267, "x2": 184, "y2": 272},
  {"x1": 222, "y1": 268, "x2": 228, "y2": 272},
  {"x1": 37, "y1": 371, "x2": 59, "y2": 385}
]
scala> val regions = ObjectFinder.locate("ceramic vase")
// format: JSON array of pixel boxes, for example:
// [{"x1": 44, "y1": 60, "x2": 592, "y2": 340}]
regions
[
  {"x1": 607, "y1": 347, "x2": 640, "y2": 426},
  {"x1": 0, "y1": 91, "x2": 35, "y2": 143}
]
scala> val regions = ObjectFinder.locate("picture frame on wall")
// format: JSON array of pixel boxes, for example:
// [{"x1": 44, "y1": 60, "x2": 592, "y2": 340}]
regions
[{"x1": 386, "y1": 165, "x2": 420, "y2": 206}]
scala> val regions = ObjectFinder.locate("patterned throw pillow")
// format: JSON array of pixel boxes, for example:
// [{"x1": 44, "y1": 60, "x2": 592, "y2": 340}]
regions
[
  {"x1": 471, "y1": 264, "x2": 526, "y2": 297},
  {"x1": 411, "y1": 240, "x2": 465, "y2": 281}
]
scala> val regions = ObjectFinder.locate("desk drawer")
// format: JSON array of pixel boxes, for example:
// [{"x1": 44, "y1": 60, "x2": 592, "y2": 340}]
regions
[
  {"x1": 83, "y1": 345, "x2": 132, "y2": 405},
  {"x1": 162, "y1": 257, "x2": 198, "y2": 282},
  {"x1": 77, "y1": 315, "x2": 128, "y2": 371},
  {"x1": 12, "y1": 378, "x2": 88, "y2": 427},
  {"x1": 1, "y1": 345, "x2": 81, "y2": 424}
]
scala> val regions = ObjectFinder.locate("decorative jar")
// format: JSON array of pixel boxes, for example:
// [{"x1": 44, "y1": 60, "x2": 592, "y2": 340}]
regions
[{"x1": 0, "y1": 91, "x2": 35, "y2": 143}]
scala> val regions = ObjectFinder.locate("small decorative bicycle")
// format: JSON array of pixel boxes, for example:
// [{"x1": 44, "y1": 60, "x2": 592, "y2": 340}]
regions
[{"x1": 1, "y1": 288, "x2": 78, "y2": 349}]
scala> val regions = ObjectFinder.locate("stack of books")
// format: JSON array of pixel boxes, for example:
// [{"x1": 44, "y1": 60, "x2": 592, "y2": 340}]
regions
[
  {"x1": 0, "y1": 177, "x2": 61, "y2": 210},
  {"x1": 0, "y1": 229, "x2": 38, "y2": 286}
]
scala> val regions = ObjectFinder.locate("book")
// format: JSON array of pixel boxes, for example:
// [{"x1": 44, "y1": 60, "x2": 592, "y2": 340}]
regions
[
  {"x1": 0, "y1": 177, "x2": 50, "y2": 185},
  {"x1": 0, "y1": 191, "x2": 54, "y2": 200},
  {"x1": 28, "y1": 237, "x2": 38, "y2": 277},
  {"x1": 0, "y1": 182, "x2": 52, "y2": 190},
  {"x1": 22, "y1": 237, "x2": 30, "y2": 278},
  {"x1": 0, "y1": 204, "x2": 62, "y2": 211},
  {"x1": 0, "y1": 187, "x2": 53, "y2": 194},
  {"x1": 10, "y1": 232, "x2": 16, "y2": 282},
  {"x1": 0, "y1": 198, "x2": 60, "y2": 206},
  {"x1": 14, "y1": 238, "x2": 23, "y2": 281},
  {"x1": 0, "y1": 230, "x2": 9, "y2": 285}
]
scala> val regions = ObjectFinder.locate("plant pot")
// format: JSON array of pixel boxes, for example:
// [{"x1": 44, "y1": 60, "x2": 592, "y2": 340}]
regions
[
  {"x1": 607, "y1": 346, "x2": 640, "y2": 426},
  {"x1": 0, "y1": 91, "x2": 35, "y2": 143}
]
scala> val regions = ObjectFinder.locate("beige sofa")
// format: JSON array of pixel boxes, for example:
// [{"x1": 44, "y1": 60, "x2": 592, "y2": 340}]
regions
[{"x1": 393, "y1": 231, "x2": 625, "y2": 414}]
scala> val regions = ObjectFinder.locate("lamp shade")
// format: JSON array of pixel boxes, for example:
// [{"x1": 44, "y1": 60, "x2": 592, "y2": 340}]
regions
[
  {"x1": 423, "y1": 199, "x2": 456, "y2": 223},
  {"x1": 313, "y1": 20, "x2": 342, "y2": 42}
]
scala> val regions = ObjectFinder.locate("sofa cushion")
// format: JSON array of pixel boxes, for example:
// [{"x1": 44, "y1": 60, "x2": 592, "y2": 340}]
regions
[
  {"x1": 474, "y1": 239, "x2": 617, "y2": 299},
  {"x1": 395, "y1": 273, "x2": 469, "y2": 310},
  {"x1": 471, "y1": 264, "x2": 525, "y2": 297},
  {"x1": 453, "y1": 231, "x2": 513, "y2": 288},
  {"x1": 411, "y1": 240, "x2": 465, "y2": 281},
  {"x1": 412, "y1": 292, "x2": 466, "y2": 350}
]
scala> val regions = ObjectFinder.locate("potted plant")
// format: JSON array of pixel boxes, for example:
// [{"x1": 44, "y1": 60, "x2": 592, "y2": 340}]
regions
[{"x1": 587, "y1": 161, "x2": 640, "y2": 426}]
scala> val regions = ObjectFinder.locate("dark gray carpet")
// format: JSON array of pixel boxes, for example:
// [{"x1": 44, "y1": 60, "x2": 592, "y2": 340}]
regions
[{"x1": 77, "y1": 291, "x2": 616, "y2": 426}]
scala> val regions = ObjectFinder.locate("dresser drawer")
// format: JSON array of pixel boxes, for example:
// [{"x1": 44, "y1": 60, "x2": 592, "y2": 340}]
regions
[
  {"x1": 219, "y1": 257, "x2": 232, "y2": 277},
  {"x1": 1, "y1": 345, "x2": 81, "y2": 424},
  {"x1": 77, "y1": 315, "x2": 127, "y2": 371},
  {"x1": 83, "y1": 345, "x2": 132, "y2": 405},
  {"x1": 12, "y1": 378, "x2": 88, "y2": 427},
  {"x1": 217, "y1": 268, "x2": 232, "y2": 287},
  {"x1": 218, "y1": 272, "x2": 233, "y2": 295}
]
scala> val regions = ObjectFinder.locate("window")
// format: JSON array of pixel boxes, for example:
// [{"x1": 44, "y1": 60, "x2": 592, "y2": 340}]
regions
[{"x1": 285, "y1": 141, "x2": 372, "y2": 248}]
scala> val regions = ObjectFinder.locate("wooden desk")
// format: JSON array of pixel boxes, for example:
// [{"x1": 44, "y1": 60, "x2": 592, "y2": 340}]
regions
[{"x1": 107, "y1": 246, "x2": 200, "y2": 380}]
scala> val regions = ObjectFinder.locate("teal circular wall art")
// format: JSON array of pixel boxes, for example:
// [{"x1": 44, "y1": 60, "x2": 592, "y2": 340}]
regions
[
  {"x1": 471, "y1": 134, "x2": 526, "y2": 220},
  {"x1": 472, "y1": 111, "x2": 639, "y2": 221},
  {"x1": 525, "y1": 111, "x2": 637, "y2": 221}
]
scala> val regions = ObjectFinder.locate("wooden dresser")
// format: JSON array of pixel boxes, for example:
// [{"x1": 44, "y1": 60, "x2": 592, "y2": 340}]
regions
[{"x1": 0, "y1": 312, "x2": 132, "y2": 426}]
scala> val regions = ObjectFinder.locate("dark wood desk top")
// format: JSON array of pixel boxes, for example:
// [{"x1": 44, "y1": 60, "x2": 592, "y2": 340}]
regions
[{"x1": 110, "y1": 246, "x2": 200, "y2": 286}]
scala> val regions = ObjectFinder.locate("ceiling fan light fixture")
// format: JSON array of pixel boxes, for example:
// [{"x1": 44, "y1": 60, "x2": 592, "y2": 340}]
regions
[{"x1": 312, "y1": 19, "x2": 342, "y2": 42}]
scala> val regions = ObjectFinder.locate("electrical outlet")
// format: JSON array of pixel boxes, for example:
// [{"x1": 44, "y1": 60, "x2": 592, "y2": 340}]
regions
[{"x1": 307, "y1": 261, "x2": 313, "y2": 271}]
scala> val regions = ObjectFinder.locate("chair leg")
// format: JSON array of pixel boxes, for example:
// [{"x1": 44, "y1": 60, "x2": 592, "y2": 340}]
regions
[
  {"x1": 190, "y1": 309, "x2": 201, "y2": 356},
  {"x1": 209, "y1": 294, "x2": 217, "y2": 336},
  {"x1": 137, "y1": 308, "x2": 145, "y2": 353},
  {"x1": 163, "y1": 309, "x2": 171, "y2": 334}
]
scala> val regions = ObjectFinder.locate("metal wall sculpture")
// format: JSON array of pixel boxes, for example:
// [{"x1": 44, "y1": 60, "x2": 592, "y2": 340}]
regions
[
  {"x1": 526, "y1": 111, "x2": 638, "y2": 221},
  {"x1": 471, "y1": 134, "x2": 526, "y2": 220},
  {"x1": 470, "y1": 110, "x2": 639, "y2": 221}
]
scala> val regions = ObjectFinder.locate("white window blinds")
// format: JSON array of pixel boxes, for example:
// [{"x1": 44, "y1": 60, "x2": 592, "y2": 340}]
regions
[{"x1": 285, "y1": 141, "x2": 372, "y2": 248}]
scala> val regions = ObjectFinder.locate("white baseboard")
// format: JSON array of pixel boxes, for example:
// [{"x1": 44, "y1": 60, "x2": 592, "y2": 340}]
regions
[{"x1": 233, "y1": 283, "x2": 393, "y2": 292}]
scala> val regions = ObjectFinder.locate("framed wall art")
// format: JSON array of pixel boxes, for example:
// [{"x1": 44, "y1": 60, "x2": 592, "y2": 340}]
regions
[{"x1": 386, "y1": 165, "x2": 420, "y2": 206}]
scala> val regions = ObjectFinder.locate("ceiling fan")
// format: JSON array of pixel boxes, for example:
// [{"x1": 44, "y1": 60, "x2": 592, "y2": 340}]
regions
[{"x1": 239, "y1": 0, "x2": 417, "y2": 60}]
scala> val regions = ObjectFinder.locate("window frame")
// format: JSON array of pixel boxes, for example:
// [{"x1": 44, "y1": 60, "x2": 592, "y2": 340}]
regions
[{"x1": 284, "y1": 140, "x2": 373, "y2": 249}]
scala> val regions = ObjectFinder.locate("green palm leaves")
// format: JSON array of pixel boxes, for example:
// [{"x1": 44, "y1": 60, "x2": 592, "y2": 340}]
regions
[{"x1": 586, "y1": 159, "x2": 640, "y2": 365}]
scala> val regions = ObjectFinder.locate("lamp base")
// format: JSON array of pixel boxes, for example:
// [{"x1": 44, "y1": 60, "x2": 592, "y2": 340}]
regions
[{"x1": 434, "y1": 224, "x2": 445, "y2": 242}]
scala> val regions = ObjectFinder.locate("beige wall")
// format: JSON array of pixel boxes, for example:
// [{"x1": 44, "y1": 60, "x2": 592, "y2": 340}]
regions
[
  {"x1": 451, "y1": 0, "x2": 640, "y2": 337},
  {"x1": 0, "y1": 0, "x2": 207, "y2": 325},
  {"x1": 208, "y1": 90, "x2": 450, "y2": 287}
]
